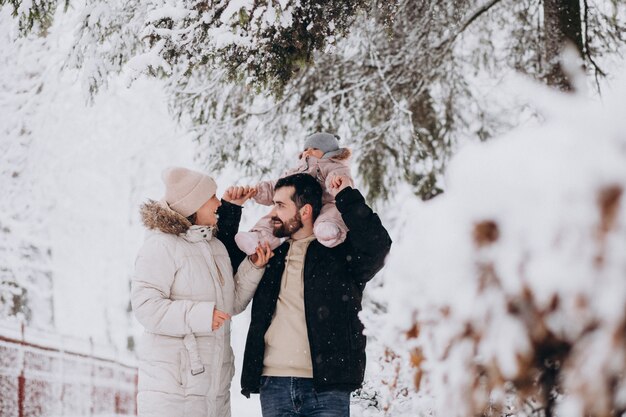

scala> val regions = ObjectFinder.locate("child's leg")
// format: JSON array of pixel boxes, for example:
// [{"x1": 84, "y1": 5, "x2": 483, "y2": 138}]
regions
[
  {"x1": 235, "y1": 214, "x2": 282, "y2": 255},
  {"x1": 313, "y1": 203, "x2": 348, "y2": 248}
]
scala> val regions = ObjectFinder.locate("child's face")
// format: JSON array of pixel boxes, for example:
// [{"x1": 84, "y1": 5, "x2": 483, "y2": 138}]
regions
[{"x1": 302, "y1": 148, "x2": 325, "y2": 159}]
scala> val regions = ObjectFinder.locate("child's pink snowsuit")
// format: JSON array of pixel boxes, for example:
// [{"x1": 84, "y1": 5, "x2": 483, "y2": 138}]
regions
[{"x1": 250, "y1": 148, "x2": 353, "y2": 247}]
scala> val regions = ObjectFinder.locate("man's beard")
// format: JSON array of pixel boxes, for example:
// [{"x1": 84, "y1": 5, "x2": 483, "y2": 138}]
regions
[{"x1": 271, "y1": 212, "x2": 303, "y2": 238}]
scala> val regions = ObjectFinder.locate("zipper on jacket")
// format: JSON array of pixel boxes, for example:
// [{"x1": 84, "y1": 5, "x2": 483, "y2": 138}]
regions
[{"x1": 199, "y1": 244, "x2": 225, "y2": 286}]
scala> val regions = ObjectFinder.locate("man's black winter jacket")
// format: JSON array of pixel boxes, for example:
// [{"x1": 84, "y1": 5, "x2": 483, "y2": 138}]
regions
[{"x1": 220, "y1": 187, "x2": 392, "y2": 397}]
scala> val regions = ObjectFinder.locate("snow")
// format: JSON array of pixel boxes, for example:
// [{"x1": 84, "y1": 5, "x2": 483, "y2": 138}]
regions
[
  {"x1": 207, "y1": 25, "x2": 252, "y2": 49},
  {"x1": 220, "y1": 0, "x2": 254, "y2": 24},
  {"x1": 17, "y1": 0, "x2": 33, "y2": 16},
  {"x1": 145, "y1": 6, "x2": 192, "y2": 23},
  {"x1": 378, "y1": 75, "x2": 626, "y2": 416},
  {"x1": 124, "y1": 39, "x2": 172, "y2": 80}
]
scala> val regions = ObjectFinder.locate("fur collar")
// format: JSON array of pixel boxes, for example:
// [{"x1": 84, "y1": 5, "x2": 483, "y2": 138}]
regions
[
  {"x1": 327, "y1": 147, "x2": 352, "y2": 161},
  {"x1": 140, "y1": 199, "x2": 192, "y2": 235}
]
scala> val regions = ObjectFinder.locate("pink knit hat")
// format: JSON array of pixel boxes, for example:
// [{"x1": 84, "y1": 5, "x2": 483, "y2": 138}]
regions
[{"x1": 161, "y1": 167, "x2": 217, "y2": 217}]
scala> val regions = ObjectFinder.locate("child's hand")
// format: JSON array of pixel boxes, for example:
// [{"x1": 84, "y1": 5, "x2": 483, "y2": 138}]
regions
[
  {"x1": 249, "y1": 242, "x2": 274, "y2": 268},
  {"x1": 223, "y1": 186, "x2": 257, "y2": 206},
  {"x1": 328, "y1": 174, "x2": 352, "y2": 196}
]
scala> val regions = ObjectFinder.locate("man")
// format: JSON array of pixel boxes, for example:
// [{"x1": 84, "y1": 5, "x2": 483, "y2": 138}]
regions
[{"x1": 240, "y1": 173, "x2": 392, "y2": 416}]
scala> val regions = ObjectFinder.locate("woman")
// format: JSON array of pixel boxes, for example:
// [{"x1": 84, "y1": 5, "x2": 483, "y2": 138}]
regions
[{"x1": 131, "y1": 167, "x2": 272, "y2": 417}]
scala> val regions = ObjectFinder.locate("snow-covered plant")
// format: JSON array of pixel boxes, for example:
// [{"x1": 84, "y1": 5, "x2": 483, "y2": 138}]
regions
[
  {"x1": 381, "y1": 75, "x2": 626, "y2": 417},
  {"x1": 0, "y1": 7, "x2": 56, "y2": 328},
  {"x1": 6, "y1": 0, "x2": 626, "y2": 201},
  {"x1": 0, "y1": 0, "x2": 597, "y2": 201},
  {"x1": 140, "y1": 0, "x2": 377, "y2": 93},
  {"x1": 67, "y1": 0, "x2": 387, "y2": 95},
  {"x1": 0, "y1": 0, "x2": 62, "y2": 34},
  {"x1": 66, "y1": 0, "x2": 625, "y2": 201}
]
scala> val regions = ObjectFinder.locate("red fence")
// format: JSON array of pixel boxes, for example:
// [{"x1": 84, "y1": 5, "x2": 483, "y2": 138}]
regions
[{"x1": 0, "y1": 322, "x2": 137, "y2": 417}]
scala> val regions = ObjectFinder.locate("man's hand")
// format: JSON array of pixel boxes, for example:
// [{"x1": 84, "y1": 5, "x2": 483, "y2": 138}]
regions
[
  {"x1": 328, "y1": 174, "x2": 352, "y2": 197},
  {"x1": 223, "y1": 185, "x2": 257, "y2": 206},
  {"x1": 212, "y1": 309, "x2": 231, "y2": 331},
  {"x1": 249, "y1": 241, "x2": 274, "y2": 268}
]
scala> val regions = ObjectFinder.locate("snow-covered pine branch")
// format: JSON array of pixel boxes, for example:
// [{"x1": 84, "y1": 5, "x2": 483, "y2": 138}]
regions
[
  {"x1": 0, "y1": 0, "x2": 60, "y2": 34},
  {"x1": 24, "y1": 0, "x2": 625, "y2": 202}
]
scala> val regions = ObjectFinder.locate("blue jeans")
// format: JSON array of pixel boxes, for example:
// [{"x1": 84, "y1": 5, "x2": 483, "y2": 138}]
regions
[{"x1": 259, "y1": 376, "x2": 350, "y2": 417}]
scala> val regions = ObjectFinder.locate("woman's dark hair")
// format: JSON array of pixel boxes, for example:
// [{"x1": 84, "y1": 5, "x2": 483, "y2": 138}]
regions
[
  {"x1": 186, "y1": 213, "x2": 197, "y2": 225},
  {"x1": 274, "y1": 173, "x2": 323, "y2": 221}
]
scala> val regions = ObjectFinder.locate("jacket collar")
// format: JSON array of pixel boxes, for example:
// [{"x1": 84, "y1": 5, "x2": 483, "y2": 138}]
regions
[{"x1": 183, "y1": 225, "x2": 215, "y2": 243}]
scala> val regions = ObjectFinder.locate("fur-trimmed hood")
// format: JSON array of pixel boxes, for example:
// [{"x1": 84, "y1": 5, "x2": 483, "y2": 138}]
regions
[
  {"x1": 325, "y1": 147, "x2": 351, "y2": 161},
  {"x1": 140, "y1": 199, "x2": 192, "y2": 235}
]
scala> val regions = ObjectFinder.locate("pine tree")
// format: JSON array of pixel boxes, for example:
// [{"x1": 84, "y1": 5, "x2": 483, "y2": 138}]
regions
[
  {"x1": 5, "y1": 0, "x2": 626, "y2": 200},
  {"x1": 0, "y1": 10, "x2": 56, "y2": 328},
  {"x1": 0, "y1": 0, "x2": 63, "y2": 34}
]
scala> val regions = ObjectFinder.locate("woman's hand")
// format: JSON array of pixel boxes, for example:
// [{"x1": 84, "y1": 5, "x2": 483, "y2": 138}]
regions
[
  {"x1": 223, "y1": 185, "x2": 257, "y2": 206},
  {"x1": 212, "y1": 309, "x2": 231, "y2": 331},
  {"x1": 249, "y1": 241, "x2": 274, "y2": 268}
]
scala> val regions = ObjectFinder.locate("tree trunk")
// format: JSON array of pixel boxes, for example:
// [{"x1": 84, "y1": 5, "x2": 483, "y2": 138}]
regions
[{"x1": 543, "y1": 0, "x2": 584, "y2": 91}]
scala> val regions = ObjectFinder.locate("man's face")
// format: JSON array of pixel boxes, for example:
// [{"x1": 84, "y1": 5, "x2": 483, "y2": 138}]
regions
[{"x1": 270, "y1": 186, "x2": 303, "y2": 238}]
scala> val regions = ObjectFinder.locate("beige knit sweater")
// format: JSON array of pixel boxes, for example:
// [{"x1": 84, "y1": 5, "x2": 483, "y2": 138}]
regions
[{"x1": 262, "y1": 234, "x2": 317, "y2": 378}]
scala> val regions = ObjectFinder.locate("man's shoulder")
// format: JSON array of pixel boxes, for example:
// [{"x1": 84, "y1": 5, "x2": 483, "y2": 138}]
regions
[{"x1": 305, "y1": 239, "x2": 349, "y2": 260}]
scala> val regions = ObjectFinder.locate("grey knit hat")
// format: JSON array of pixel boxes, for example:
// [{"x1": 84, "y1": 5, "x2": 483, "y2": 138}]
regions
[
  {"x1": 161, "y1": 167, "x2": 217, "y2": 217},
  {"x1": 304, "y1": 132, "x2": 343, "y2": 159}
]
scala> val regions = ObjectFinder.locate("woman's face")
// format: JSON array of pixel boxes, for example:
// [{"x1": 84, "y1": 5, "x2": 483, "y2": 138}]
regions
[{"x1": 195, "y1": 195, "x2": 222, "y2": 226}]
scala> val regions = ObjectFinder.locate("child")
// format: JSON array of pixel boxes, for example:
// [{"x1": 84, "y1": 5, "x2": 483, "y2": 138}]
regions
[{"x1": 235, "y1": 132, "x2": 353, "y2": 255}]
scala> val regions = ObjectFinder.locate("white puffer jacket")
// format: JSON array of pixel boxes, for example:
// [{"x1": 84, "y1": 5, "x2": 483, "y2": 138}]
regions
[{"x1": 131, "y1": 200, "x2": 264, "y2": 417}]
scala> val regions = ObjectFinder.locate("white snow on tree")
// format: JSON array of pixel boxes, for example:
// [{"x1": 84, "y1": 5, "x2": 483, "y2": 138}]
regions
[
  {"x1": 0, "y1": 3, "x2": 194, "y2": 349},
  {"x1": 0, "y1": 6, "x2": 56, "y2": 328},
  {"x1": 65, "y1": 0, "x2": 626, "y2": 202},
  {"x1": 378, "y1": 74, "x2": 626, "y2": 416}
]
